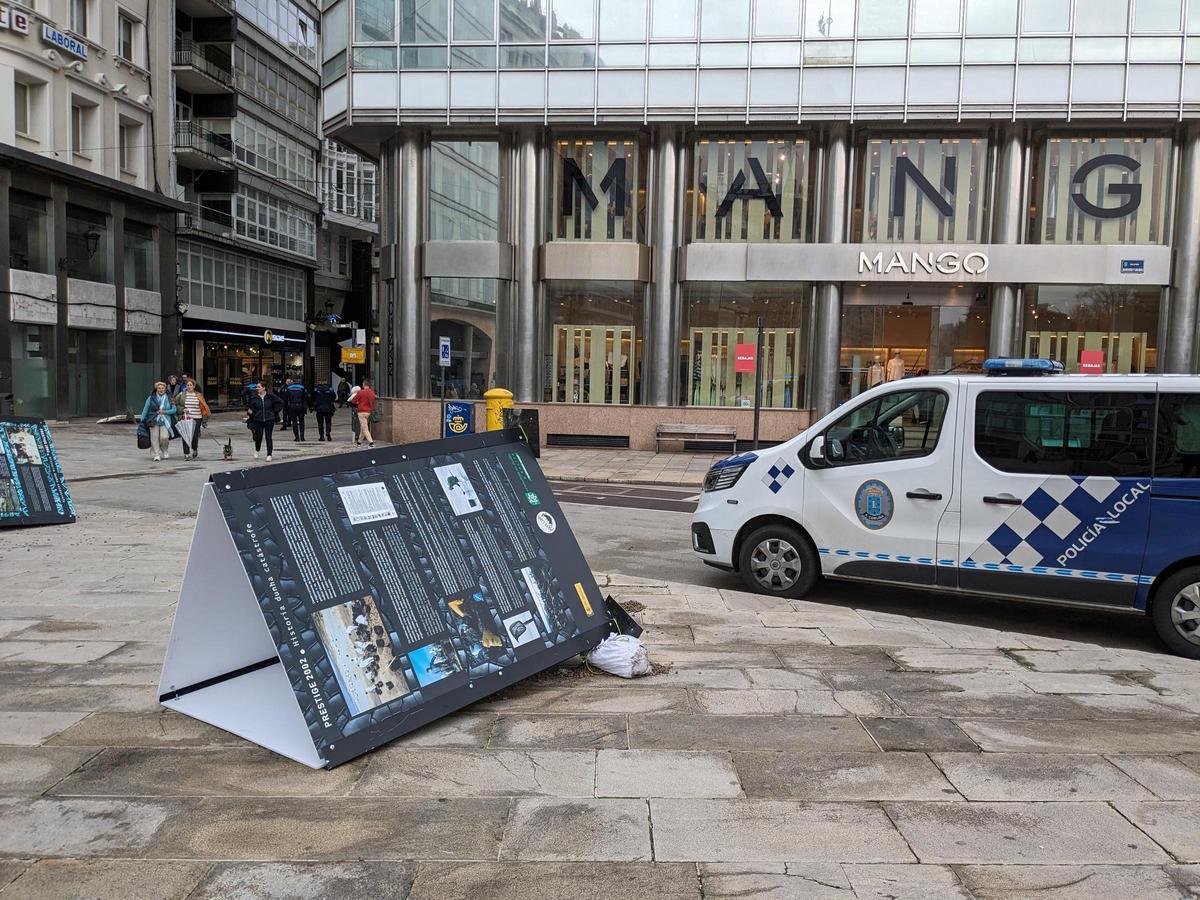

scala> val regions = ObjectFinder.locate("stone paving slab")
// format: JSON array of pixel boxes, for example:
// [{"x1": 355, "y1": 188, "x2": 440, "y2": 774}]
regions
[
  {"x1": 732, "y1": 751, "x2": 959, "y2": 801},
  {"x1": 955, "y1": 864, "x2": 1189, "y2": 899},
  {"x1": 1115, "y1": 802, "x2": 1200, "y2": 862},
  {"x1": 885, "y1": 801, "x2": 1169, "y2": 864},
  {"x1": 931, "y1": 752, "x2": 1156, "y2": 802},
  {"x1": 650, "y1": 800, "x2": 916, "y2": 863},
  {"x1": 0, "y1": 859, "x2": 212, "y2": 900}
]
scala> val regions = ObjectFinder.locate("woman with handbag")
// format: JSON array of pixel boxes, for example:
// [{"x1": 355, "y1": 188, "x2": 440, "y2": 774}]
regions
[
  {"x1": 244, "y1": 382, "x2": 283, "y2": 461},
  {"x1": 175, "y1": 378, "x2": 210, "y2": 460},
  {"x1": 139, "y1": 382, "x2": 177, "y2": 462}
]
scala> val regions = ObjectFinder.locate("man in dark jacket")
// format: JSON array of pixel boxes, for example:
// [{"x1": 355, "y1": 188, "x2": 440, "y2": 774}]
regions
[
  {"x1": 311, "y1": 382, "x2": 337, "y2": 442},
  {"x1": 284, "y1": 379, "x2": 309, "y2": 441},
  {"x1": 336, "y1": 378, "x2": 351, "y2": 408}
]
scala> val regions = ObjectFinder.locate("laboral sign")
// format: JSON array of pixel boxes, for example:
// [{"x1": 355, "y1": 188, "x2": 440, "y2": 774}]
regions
[
  {"x1": 859, "y1": 249, "x2": 989, "y2": 277},
  {"x1": 42, "y1": 25, "x2": 87, "y2": 60}
]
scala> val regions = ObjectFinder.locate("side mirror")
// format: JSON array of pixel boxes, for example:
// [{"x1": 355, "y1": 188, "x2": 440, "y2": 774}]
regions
[{"x1": 809, "y1": 435, "x2": 826, "y2": 463}]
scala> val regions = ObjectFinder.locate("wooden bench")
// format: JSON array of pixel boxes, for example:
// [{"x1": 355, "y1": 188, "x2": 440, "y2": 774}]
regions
[{"x1": 656, "y1": 423, "x2": 738, "y2": 453}]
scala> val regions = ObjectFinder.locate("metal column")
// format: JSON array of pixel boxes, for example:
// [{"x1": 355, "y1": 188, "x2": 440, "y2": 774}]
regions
[
  {"x1": 513, "y1": 129, "x2": 541, "y2": 402},
  {"x1": 1165, "y1": 124, "x2": 1200, "y2": 374},
  {"x1": 810, "y1": 125, "x2": 849, "y2": 419},
  {"x1": 988, "y1": 125, "x2": 1026, "y2": 360},
  {"x1": 646, "y1": 125, "x2": 679, "y2": 407},
  {"x1": 396, "y1": 131, "x2": 424, "y2": 398}
]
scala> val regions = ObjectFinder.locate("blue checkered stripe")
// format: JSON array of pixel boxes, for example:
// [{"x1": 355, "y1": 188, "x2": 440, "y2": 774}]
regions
[
  {"x1": 761, "y1": 458, "x2": 795, "y2": 494},
  {"x1": 817, "y1": 547, "x2": 1152, "y2": 584},
  {"x1": 963, "y1": 475, "x2": 1151, "y2": 586}
]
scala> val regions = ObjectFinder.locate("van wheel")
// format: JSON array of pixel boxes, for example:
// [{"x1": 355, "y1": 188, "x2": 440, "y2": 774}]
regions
[
  {"x1": 1152, "y1": 567, "x2": 1200, "y2": 659},
  {"x1": 738, "y1": 524, "x2": 819, "y2": 599}
]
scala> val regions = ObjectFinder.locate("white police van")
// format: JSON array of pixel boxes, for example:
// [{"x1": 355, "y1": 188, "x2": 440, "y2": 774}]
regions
[{"x1": 691, "y1": 359, "x2": 1200, "y2": 658}]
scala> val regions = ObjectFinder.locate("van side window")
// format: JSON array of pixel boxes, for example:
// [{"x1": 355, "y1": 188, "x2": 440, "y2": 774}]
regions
[
  {"x1": 975, "y1": 391, "x2": 1154, "y2": 477},
  {"x1": 1155, "y1": 393, "x2": 1200, "y2": 478},
  {"x1": 824, "y1": 389, "x2": 948, "y2": 465}
]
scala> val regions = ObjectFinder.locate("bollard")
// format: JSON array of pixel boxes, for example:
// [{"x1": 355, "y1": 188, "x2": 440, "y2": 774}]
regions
[{"x1": 484, "y1": 387, "x2": 514, "y2": 431}]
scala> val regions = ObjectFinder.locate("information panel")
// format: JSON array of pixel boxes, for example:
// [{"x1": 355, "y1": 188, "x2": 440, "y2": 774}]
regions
[
  {"x1": 159, "y1": 429, "x2": 609, "y2": 768},
  {"x1": 0, "y1": 417, "x2": 75, "y2": 528}
]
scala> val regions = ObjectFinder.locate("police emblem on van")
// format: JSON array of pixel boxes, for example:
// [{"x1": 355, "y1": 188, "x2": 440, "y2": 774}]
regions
[{"x1": 855, "y1": 480, "x2": 894, "y2": 530}]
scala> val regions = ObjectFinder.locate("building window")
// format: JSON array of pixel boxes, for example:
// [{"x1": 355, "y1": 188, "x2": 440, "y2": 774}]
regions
[
  {"x1": 544, "y1": 281, "x2": 644, "y2": 404},
  {"x1": 118, "y1": 120, "x2": 140, "y2": 174},
  {"x1": 70, "y1": 0, "x2": 89, "y2": 36},
  {"x1": 235, "y1": 115, "x2": 318, "y2": 193},
  {"x1": 689, "y1": 136, "x2": 813, "y2": 242},
  {"x1": 11, "y1": 325, "x2": 56, "y2": 419},
  {"x1": 356, "y1": 0, "x2": 397, "y2": 40},
  {"x1": 8, "y1": 189, "x2": 51, "y2": 273},
  {"x1": 124, "y1": 221, "x2": 157, "y2": 291},
  {"x1": 126, "y1": 334, "x2": 160, "y2": 412},
  {"x1": 234, "y1": 186, "x2": 317, "y2": 259},
  {"x1": 64, "y1": 205, "x2": 110, "y2": 283},
  {"x1": 1032, "y1": 134, "x2": 1172, "y2": 245},
  {"x1": 321, "y1": 141, "x2": 378, "y2": 222},
  {"x1": 551, "y1": 135, "x2": 646, "y2": 242},
  {"x1": 71, "y1": 103, "x2": 84, "y2": 154},
  {"x1": 178, "y1": 239, "x2": 306, "y2": 323},
  {"x1": 1022, "y1": 284, "x2": 1161, "y2": 374},
  {"x1": 857, "y1": 135, "x2": 990, "y2": 244},
  {"x1": 234, "y1": 42, "x2": 318, "y2": 130},
  {"x1": 234, "y1": 0, "x2": 318, "y2": 66},
  {"x1": 14, "y1": 82, "x2": 29, "y2": 136},
  {"x1": 681, "y1": 282, "x2": 811, "y2": 408},
  {"x1": 430, "y1": 277, "x2": 498, "y2": 397},
  {"x1": 429, "y1": 141, "x2": 500, "y2": 240},
  {"x1": 324, "y1": 0, "x2": 348, "y2": 80}
]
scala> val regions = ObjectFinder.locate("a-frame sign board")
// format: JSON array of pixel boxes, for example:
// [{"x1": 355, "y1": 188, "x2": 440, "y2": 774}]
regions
[{"x1": 159, "y1": 429, "x2": 610, "y2": 768}]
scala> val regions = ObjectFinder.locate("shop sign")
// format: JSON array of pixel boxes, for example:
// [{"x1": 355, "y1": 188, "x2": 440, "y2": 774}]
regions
[
  {"x1": 443, "y1": 401, "x2": 474, "y2": 437},
  {"x1": 0, "y1": 6, "x2": 30, "y2": 34},
  {"x1": 1080, "y1": 350, "x2": 1105, "y2": 374},
  {"x1": 858, "y1": 249, "x2": 990, "y2": 277},
  {"x1": 263, "y1": 330, "x2": 274, "y2": 344},
  {"x1": 41, "y1": 25, "x2": 87, "y2": 60},
  {"x1": 734, "y1": 343, "x2": 757, "y2": 373},
  {"x1": 1121, "y1": 259, "x2": 1145, "y2": 274},
  {"x1": 340, "y1": 346, "x2": 365, "y2": 364}
]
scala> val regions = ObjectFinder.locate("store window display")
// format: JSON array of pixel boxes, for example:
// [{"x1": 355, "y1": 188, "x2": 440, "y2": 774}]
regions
[
  {"x1": 680, "y1": 282, "x2": 810, "y2": 408},
  {"x1": 1022, "y1": 284, "x2": 1161, "y2": 373},
  {"x1": 544, "y1": 281, "x2": 643, "y2": 404}
]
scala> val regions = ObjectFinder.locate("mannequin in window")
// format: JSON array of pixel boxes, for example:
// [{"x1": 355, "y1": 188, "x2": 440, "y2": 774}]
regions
[
  {"x1": 886, "y1": 350, "x2": 906, "y2": 382},
  {"x1": 867, "y1": 355, "x2": 885, "y2": 388}
]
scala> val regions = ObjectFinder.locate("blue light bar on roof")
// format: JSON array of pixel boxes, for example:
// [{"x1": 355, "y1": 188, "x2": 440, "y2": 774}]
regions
[{"x1": 983, "y1": 358, "x2": 1065, "y2": 376}]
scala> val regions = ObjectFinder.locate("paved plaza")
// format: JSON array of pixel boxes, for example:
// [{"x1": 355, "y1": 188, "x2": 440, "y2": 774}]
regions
[{"x1": 0, "y1": 423, "x2": 1199, "y2": 897}]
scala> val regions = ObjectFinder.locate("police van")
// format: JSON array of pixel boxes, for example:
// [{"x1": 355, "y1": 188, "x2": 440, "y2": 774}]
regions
[{"x1": 691, "y1": 359, "x2": 1200, "y2": 658}]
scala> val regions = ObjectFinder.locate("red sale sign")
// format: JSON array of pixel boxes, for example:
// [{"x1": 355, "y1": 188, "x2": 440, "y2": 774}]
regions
[
  {"x1": 734, "y1": 343, "x2": 757, "y2": 373},
  {"x1": 1079, "y1": 350, "x2": 1105, "y2": 374}
]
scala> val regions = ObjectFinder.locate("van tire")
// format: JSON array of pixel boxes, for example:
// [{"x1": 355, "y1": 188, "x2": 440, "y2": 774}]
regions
[
  {"x1": 1151, "y1": 567, "x2": 1200, "y2": 660},
  {"x1": 737, "y1": 524, "x2": 820, "y2": 599}
]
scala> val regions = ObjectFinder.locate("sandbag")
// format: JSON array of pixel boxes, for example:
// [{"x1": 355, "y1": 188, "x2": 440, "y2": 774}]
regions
[{"x1": 586, "y1": 633, "x2": 651, "y2": 678}]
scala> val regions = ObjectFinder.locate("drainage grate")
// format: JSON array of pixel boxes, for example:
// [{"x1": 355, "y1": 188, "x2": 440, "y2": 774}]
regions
[{"x1": 546, "y1": 433, "x2": 630, "y2": 449}]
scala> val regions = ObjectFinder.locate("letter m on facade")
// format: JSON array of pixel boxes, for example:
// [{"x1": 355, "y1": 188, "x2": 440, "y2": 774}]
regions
[
  {"x1": 561, "y1": 157, "x2": 628, "y2": 217},
  {"x1": 891, "y1": 155, "x2": 956, "y2": 219}
]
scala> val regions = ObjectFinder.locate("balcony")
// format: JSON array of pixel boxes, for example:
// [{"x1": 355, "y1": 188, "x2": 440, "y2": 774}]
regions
[
  {"x1": 174, "y1": 121, "x2": 234, "y2": 171},
  {"x1": 172, "y1": 41, "x2": 233, "y2": 94},
  {"x1": 176, "y1": 0, "x2": 234, "y2": 16},
  {"x1": 178, "y1": 198, "x2": 234, "y2": 240}
]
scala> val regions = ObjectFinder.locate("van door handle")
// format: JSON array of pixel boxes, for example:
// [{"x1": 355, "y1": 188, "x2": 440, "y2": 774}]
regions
[
  {"x1": 983, "y1": 495, "x2": 1023, "y2": 506},
  {"x1": 906, "y1": 490, "x2": 943, "y2": 500}
]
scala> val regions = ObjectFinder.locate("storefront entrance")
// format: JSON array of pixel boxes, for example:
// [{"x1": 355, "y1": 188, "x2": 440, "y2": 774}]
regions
[
  {"x1": 839, "y1": 285, "x2": 989, "y2": 402},
  {"x1": 191, "y1": 333, "x2": 304, "y2": 407}
]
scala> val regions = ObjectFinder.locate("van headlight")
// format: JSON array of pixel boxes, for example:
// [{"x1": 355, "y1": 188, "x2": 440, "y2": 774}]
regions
[{"x1": 702, "y1": 457, "x2": 753, "y2": 492}]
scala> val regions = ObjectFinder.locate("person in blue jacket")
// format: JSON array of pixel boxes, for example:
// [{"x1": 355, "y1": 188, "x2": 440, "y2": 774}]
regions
[
  {"x1": 284, "y1": 378, "x2": 309, "y2": 442},
  {"x1": 140, "y1": 381, "x2": 177, "y2": 462},
  {"x1": 311, "y1": 382, "x2": 337, "y2": 442}
]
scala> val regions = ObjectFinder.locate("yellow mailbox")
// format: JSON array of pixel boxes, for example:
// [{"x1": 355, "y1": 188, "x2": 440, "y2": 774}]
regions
[{"x1": 484, "y1": 388, "x2": 513, "y2": 431}]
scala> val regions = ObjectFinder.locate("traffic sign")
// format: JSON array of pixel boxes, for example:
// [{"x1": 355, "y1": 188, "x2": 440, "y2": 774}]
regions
[{"x1": 438, "y1": 336, "x2": 451, "y2": 367}]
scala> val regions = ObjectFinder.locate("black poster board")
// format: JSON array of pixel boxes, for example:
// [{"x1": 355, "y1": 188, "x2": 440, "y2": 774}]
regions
[
  {"x1": 0, "y1": 417, "x2": 75, "y2": 527},
  {"x1": 159, "y1": 429, "x2": 608, "y2": 768}
]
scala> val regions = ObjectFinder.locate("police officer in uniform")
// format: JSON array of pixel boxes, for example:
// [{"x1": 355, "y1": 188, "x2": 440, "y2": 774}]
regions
[
  {"x1": 284, "y1": 379, "x2": 309, "y2": 442},
  {"x1": 311, "y1": 381, "x2": 337, "y2": 442}
]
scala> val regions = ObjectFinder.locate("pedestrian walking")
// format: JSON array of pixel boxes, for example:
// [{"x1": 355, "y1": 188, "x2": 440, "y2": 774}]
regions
[
  {"x1": 244, "y1": 382, "x2": 283, "y2": 461},
  {"x1": 347, "y1": 385, "x2": 361, "y2": 442},
  {"x1": 336, "y1": 378, "x2": 351, "y2": 408},
  {"x1": 280, "y1": 377, "x2": 294, "y2": 431},
  {"x1": 311, "y1": 381, "x2": 337, "y2": 441},
  {"x1": 284, "y1": 379, "x2": 309, "y2": 441},
  {"x1": 139, "y1": 382, "x2": 177, "y2": 462},
  {"x1": 350, "y1": 378, "x2": 377, "y2": 449},
  {"x1": 165, "y1": 374, "x2": 182, "y2": 398},
  {"x1": 174, "y1": 378, "x2": 210, "y2": 460}
]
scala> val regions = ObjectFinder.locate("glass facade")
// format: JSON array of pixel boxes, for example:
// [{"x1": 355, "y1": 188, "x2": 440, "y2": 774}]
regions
[
  {"x1": 234, "y1": 42, "x2": 319, "y2": 130},
  {"x1": 8, "y1": 190, "x2": 51, "y2": 273},
  {"x1": 858, "y1": 136, "x2": 989, "y2": 243},
  {"x1": 10, "y1": 325, "x2": 55, "y2": 419},
  {"x1": 689, "y1": 136, "x2": 813, "y2": 242},
  {"x1": 178, "y1": 239, "x2": 306, "y2": 323},
  {"x1": 235, "y1": 0, "x2": 318, "y2": 67},
  {"x1": 64, "y1": 205, "x2": 110, "y2": 283},
  {"x1": 544, "y1": 281, "x2": 644, "y2": 404},
  {"x1": 429, "y1": 140, "x2": 501, "y2": 240},
  {"x1": 551, "y1": 135, "x2": 646, "y2": 242},
  {"x1": 125, "y1": 334, "x2": 159, "y2": 411},
  {"x1": 1023, "y1": 284, "x2": 1161, "y2": 373},
  {"x1": 431, "y1": 277, "x2": 499, "y2": 397},
  {"x1": 123, "y1": 221, "x2": 157, "y2": 291},
  {"x1": 235, "y1": 186, "x2": 318, "y2": 259},
  {"x1": 235, "y1": 116, "x2": 318, "y2": 193},
  {"x1": 1033, "y1": 134, "x2": 1172, "y2": 245},
  {"x1": 681, "y1": 282, "x2": 811, "y2": 408}
]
